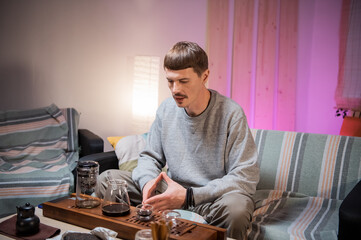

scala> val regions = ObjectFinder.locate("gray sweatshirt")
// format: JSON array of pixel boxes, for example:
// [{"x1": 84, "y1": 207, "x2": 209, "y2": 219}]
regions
[{"x1": 132, "y1": 89, "x2": 260, "y2": 205}]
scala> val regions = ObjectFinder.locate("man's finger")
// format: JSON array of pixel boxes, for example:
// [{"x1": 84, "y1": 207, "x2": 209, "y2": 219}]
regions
[
  {"x1": 144, "y1": 192, "x2": 166, "y2": 205},
  {"x1": 154, "y1": 173, "x2": 165, "y2": 185},
  {"x1": 145, "y1": 196, "x2": 169, "y2": 211},
  {"x1": 143, "y1": 173, "x2": 165, "y2": 201},
  {"x1": 143, "y1": 187, "x2": 155, "y2": 200},
  {"x1": 160, "y1": 172, "x2": 175, "y2": 185}
]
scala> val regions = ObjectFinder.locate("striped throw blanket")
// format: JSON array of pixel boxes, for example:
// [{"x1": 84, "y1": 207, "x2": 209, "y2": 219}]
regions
[
  {"x1": 248, "y1": 129, "x2": 361, "y2": 240},
  {"x1": 0, "y1": 104, "x2": 79, "y2": 216}
]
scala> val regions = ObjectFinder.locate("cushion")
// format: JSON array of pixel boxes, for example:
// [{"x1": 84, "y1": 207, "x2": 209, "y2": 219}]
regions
[
  {"x1": 107, "y1": 136, "x2": 124, "y2": 148},
  {"x1": 108, "y1": 133, "x2": 148, "y2": 172}
]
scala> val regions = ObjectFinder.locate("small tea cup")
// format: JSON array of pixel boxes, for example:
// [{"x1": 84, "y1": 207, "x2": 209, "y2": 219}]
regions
[
  {"x1": 162, "y1": 210, "x2": 181, "y2": 228},
  {"x1": 136, "y1": 204, "x2": 153, "y2": 221}
]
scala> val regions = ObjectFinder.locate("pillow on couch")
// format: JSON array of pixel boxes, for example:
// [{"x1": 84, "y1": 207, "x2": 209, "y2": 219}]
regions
[
  {"x1": 107, "y1": 136, "x2": 124, "y2": 148},
  {"x1": 107, "y1": 133, "x2": 148, "y2": 172}
]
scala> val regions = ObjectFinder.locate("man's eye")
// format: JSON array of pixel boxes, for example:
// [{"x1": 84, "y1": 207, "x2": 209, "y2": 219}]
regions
[{"x1": 180, "y1": 80, "x2": 188, "y2": 84}]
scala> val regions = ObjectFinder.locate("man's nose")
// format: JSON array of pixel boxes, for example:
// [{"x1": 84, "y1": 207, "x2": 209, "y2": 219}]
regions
[{"x1": 172, "y1": 81, "x2": 181, "y2": 93}]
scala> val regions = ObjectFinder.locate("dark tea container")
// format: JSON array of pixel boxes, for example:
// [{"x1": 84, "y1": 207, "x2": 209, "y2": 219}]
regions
[{"x1": 76, "y1": 161, "x2": 100, "y2": 208}]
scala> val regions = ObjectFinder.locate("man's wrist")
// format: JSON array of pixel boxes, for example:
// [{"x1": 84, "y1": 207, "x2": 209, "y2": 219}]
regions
[{"x1": 183, "y1": 187, "x2": 195, "y2": 210}]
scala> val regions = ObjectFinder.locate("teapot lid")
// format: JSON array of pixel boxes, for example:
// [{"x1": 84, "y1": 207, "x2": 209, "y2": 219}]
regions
[
  {"x1": 18, "y1": 202, "x2": 35, "y2": 211},
  {"x1": 77, "y1": 161, "x2": 99, "y2": 175},
  {"x1": 77, "y1": 161, "x2": 99, "y2": 168}
]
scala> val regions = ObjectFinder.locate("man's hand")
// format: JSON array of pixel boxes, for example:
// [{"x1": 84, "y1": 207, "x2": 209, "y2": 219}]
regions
[
  {"x1": 143, "y1": 172, "x2": 186, "y2": 211},
  {"x1": 142, "y1": 173, "x2": 164, "y2": 202}
]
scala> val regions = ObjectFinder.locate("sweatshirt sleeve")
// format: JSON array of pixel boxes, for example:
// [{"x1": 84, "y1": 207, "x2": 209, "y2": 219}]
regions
[
  {"x1": 132, "y1": 110, "x2": 166, "y2": 191},
  {"x1": 192, "y1": 116, "x2": 260, "y2": 205}
]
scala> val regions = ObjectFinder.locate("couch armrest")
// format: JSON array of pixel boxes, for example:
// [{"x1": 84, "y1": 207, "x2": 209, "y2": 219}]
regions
[
  {"x1": 78, "y1": 129, "x2": 104, "y2": 157},
  {"x1": 78, "y1": 151, "x2": 118, "y2": 174},
  {"x1": 338, "y1": 180, "x2": 361, "y2": 239}
]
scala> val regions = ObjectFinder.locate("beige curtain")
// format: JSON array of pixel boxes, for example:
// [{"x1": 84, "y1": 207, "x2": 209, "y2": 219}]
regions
[{"x1": 335, "y1": 0, "x2": 361, "y2": 112}]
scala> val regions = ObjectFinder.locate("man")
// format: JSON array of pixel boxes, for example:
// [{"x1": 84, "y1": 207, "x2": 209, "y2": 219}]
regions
[{"x1": 97, "y1": 41, "x2": 259, "y2": 239}]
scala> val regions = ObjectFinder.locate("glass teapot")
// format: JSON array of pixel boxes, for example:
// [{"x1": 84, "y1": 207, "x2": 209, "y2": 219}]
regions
[{"x1": 102, "y1": 178, "x2": 131, "y2": 217}]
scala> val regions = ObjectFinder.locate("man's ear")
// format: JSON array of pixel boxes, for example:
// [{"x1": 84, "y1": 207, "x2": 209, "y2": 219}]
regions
[{"x1": 202, "y1": 69, "x2": 210, "y2": 84}]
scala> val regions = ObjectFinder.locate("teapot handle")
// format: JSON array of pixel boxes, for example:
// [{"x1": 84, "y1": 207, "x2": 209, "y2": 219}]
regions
[{"x1": 16, "y1": 206, "x2": 21, "y2": 217}]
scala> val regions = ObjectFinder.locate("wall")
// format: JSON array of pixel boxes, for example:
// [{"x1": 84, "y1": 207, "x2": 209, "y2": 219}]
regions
[
  {"x1": 0, "y1": 0, "x2": 344, "y2": 152},
  {"x1": 0, "y1": 0, "x2": 207, "y2": 151}
]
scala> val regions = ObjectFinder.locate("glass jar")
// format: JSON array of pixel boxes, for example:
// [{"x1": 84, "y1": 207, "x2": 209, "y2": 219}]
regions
[
  {"x1": 162, "y1": 210, "x2": 181, "y2": 228},
  {"x1": 135, "y1": 229, "x2": 153, "y2": 240},
  {"x1": 75, "y1": 161, "x2": 100, "y2": 208},
  {"x1": 102, "y1": 179, "x2": 131, "y2": 216}
]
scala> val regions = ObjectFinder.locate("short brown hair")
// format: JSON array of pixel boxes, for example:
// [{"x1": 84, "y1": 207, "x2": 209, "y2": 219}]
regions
[{"x1": 164, "y1": 41, "x2": 208, "y2": 77}]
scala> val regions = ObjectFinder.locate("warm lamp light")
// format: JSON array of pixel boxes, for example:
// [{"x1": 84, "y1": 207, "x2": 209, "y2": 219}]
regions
[{"x1": 132, "y1": 56, "x2": 160, "y2": 131}]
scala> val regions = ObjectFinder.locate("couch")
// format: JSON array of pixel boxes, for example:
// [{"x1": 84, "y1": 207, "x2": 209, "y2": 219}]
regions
[
  {"x1": 80, "y1": 129, "x2": 361, "y2": 239},
  {"x1": 0, "y1": 104, "x2": 103, "y2": 217}
]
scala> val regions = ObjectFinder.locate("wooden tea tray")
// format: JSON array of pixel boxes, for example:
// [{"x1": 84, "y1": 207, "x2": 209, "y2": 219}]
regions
[{"x1": 42, "y1": 195, "x2": 226, "y2": 240}]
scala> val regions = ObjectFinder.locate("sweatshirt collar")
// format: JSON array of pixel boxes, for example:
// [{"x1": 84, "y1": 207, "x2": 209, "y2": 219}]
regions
[{"x1": 181, "y1": 89, "x2": 217, "y2": 121}]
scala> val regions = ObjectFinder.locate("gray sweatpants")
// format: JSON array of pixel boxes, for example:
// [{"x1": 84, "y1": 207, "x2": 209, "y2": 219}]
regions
[{"x1": 96, "y1": 170, "x2": 254, "y2": 240}]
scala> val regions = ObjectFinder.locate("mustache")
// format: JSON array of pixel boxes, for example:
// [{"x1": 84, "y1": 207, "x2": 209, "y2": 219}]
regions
[{"x1": 173, "y1": 94, "x2": 187, "y2": 98}]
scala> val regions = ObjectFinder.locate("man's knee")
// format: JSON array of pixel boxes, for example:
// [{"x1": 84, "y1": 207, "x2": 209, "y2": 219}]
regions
[
  {"x1": 95, "y1": 170, "x2": 111, "y2": 198},
  {"x1": 222, "y1": 192, "x2": 253, "y2": 224},
  {"x1": 206, "y1": 192, "x2": 254, "y2": 239}
]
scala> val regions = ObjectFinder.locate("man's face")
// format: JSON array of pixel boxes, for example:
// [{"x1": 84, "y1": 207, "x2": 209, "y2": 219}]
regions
[{"x1": 165, "y1": 67, "x2": 209, "y2": 114}]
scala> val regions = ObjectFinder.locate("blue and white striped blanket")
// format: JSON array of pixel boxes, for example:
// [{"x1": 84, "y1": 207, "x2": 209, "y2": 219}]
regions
[
  {"x1": 0, "y1": 104, "x2": 79, "y2": 216},
  {"x1": 248, "y1": 129, "x2": 361, "y2": 240}
]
